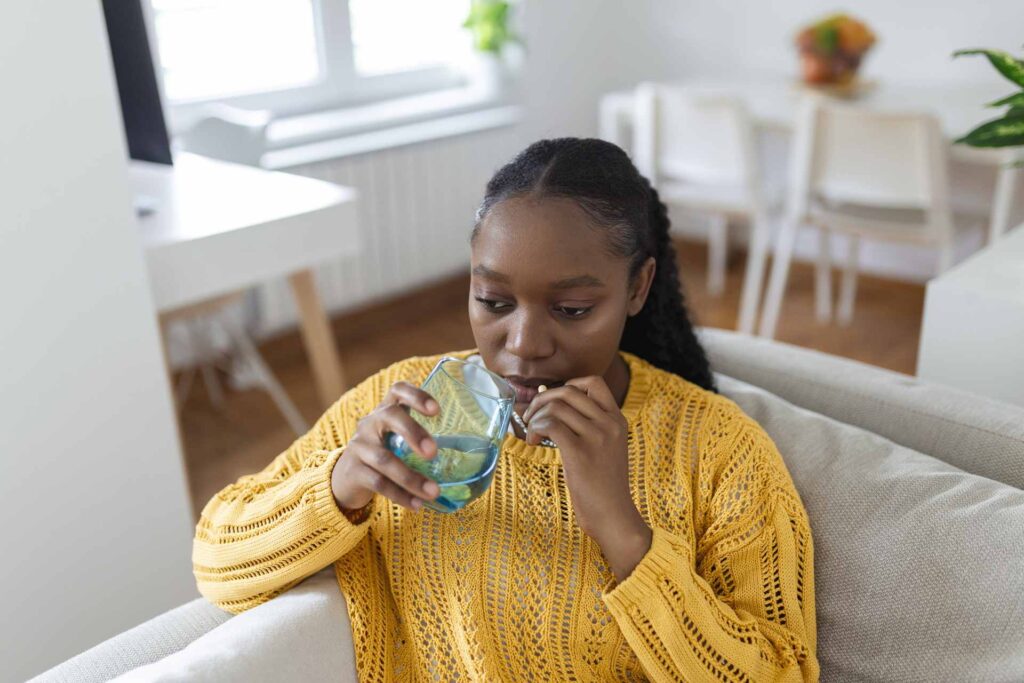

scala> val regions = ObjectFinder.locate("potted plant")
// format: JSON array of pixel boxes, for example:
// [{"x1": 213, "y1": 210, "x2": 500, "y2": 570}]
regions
[
  {"x1": 462, "y1": 0, "x2": 520, "y2": 97},
  {"x1": 795, "y1": 13, "x2": 876, "y2": 91},
  {"x1": 953, "y1": 46, "x2": 1024, "y2": 159}
]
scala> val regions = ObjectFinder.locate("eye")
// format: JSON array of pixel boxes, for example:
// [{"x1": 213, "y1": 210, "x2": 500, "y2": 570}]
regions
[
  {"x1": 475, "y1": 297, "x2": 511, "y2": 313},
  {"x1": 556, "y1": 305, "x2": 593, "y2": 319}
]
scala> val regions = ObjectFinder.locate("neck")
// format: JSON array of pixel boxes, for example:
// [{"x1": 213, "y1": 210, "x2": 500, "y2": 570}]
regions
[{"x1": 605, "y1": 351, "x2": 631, "y2": 408}]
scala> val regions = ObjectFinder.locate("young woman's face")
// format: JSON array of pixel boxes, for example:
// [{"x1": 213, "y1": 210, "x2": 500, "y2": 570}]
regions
[{"x1": 469, "y1": 195, "x2": 654, "y2": 412}]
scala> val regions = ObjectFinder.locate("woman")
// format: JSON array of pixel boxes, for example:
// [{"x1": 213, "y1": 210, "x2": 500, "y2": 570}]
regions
[{"x1": 194, "y1": 138, "x2": 818, "y2": 681}]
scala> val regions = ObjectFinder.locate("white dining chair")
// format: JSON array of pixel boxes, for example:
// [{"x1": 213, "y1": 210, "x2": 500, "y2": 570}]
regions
[
  {"x1": 757, "y1": 95, "x2": 985, "y2": 339},
  {"x1": 632, "y1": 82, "x2": 777, "y2": 335}
]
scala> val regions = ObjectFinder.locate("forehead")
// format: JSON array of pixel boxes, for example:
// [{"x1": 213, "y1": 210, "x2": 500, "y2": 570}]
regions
[{"x1": 471, "y1": 196, "x2": 626, "y2": 287}]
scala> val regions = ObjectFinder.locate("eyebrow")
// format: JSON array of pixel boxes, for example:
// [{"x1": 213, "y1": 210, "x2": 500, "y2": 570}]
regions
[{"x1": 472, "y1": 265, "x2": 605, "y2": 290}]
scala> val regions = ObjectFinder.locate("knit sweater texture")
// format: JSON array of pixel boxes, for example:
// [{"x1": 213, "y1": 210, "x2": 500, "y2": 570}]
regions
[{"x1": 193, "y1": 349, "x2": 818, "y2": 681}]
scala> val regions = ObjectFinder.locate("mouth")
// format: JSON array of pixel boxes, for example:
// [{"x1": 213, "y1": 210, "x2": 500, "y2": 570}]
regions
[{"x1": 504, "y1": 376, "x2": 564, "y2": 405}]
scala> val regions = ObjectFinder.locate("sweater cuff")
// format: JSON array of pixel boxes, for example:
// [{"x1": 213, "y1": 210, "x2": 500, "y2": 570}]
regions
[
  {"x1": 602, "y1": 527, "x2": 693, "y2": 612},
  {"x1": 309, "y1": 447, "x2": 376, "y2": 531}
]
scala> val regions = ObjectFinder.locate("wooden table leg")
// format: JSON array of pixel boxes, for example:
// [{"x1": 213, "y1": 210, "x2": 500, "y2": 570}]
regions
[{"x1": 288, "y1": 268, "x2": 346, "y2": 408}]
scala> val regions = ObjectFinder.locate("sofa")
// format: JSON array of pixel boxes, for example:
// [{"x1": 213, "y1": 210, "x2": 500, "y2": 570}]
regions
[{"x1": 33, "y1": 328, "x2": 1024, "y2": 682}]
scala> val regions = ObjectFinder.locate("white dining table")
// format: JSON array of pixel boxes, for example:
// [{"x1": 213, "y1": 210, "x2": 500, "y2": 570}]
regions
[
  {"x1": 918, "y1": 221, "x2": 1024, "y2": 406},
  {"x1": 131, "y1": 152, "x2": 360, "y2": 408},
  {"x1": 599, "y1": 76, "x2": 1022, "y2": 244}
]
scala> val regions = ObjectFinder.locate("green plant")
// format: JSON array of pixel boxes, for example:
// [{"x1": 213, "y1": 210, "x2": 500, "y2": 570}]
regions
[
  {"x1": 463, "y1": 0, "x2": 518, "y2": 55},
  {"x1": 953, "y1": 47, "x2": 1024, "y2": 152}
]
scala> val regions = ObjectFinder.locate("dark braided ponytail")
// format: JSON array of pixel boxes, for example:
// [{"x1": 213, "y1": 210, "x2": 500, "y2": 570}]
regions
[
  {"x1": 620, "y1": 178, "x2": 716, "y2": 391},
  {"x1": 472, "y1": 137, "x2": 716, "y2": 392}
]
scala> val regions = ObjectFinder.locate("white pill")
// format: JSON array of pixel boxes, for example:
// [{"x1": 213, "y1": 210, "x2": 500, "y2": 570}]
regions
[{"x1": 538, "y1": 384, "x2": 548, "y2": 393}]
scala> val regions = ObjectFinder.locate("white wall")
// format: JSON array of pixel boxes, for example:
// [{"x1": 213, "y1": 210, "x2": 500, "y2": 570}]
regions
[
  {"x1": 515, "y1": 0, "x2": 665, "y2": 141},
  {"x1": 0, "y1": 3, "x2": 197, "y2": 681}
]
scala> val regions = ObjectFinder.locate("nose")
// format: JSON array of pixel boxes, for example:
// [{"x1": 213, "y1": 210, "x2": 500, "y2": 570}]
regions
[{"x1": 504, "y1": 306, "x2": 555, "y2": 361}]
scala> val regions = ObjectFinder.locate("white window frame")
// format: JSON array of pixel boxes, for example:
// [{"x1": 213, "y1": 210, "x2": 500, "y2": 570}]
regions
[{"x1": 145, "y1": 0, "x2": 471, "y2": 135}]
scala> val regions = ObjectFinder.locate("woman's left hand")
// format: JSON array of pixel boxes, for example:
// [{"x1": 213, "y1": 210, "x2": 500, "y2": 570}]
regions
[{"x1": 522, "y1": 376, "x2": 652, "y2": 582}]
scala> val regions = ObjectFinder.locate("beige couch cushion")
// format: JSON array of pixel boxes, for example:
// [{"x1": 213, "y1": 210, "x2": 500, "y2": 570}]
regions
[
  {"x1": 701, "y1": 327, "x2": 1024, "y2": 490},
  {"x1": 718, "y1": 374, "x2": 1024, "y2": 682},
  {"x1": 30, "y1": 600, "x2": 231, "y2": 683},
  {"x1": 109, "y1": 568, "x2": 356, "y2": 682}
]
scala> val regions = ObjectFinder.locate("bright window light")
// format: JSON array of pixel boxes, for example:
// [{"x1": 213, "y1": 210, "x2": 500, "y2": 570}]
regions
[
  {"x1": 348, "y1": 0, "x2": 471, "y2": 76},
  {"x1": 151, "y1": 0, "x2": 321, "y2": 103}
]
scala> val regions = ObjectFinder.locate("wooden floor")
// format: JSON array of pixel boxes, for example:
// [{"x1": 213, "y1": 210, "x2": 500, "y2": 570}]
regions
[{"x1": 178, "y1": 238, "x2": 925, "y2": 516}]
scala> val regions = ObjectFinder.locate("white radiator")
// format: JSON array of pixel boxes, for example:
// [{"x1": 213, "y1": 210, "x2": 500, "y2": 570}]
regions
[{"x1": 256, "y1": 126, "x2": 524, "y2": 336}]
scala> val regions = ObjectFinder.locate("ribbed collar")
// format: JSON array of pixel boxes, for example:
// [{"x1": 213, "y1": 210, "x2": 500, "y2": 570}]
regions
[{"x1": 446, "y1": 349, "x2": 654, "y2": 465}]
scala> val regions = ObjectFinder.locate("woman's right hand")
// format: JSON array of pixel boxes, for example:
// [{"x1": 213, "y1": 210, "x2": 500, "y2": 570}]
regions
[{"x1": 331, "y1": 381, "x2": 442, "y2": 512}]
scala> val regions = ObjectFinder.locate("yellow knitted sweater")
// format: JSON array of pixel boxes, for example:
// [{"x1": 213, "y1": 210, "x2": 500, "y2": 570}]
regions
[{"x1": 194, "y1": 349, "x2": 818, "y2": 681}]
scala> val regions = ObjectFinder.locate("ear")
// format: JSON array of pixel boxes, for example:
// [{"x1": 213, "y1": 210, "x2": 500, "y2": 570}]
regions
[{"x1": 627, "y1": 256, "x2": 657, "y2": 317}]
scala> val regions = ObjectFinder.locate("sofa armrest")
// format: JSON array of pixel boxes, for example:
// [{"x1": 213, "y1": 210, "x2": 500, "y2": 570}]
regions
[
  {"x1": 33, "y1": 568, "x2": 354, "y2": 683},
  {"x1": 699, "y1": 327, "x2": 1024, "y2": 489},
  {"x1": 29, "y1": 599, "x2": 231, "y2": 683}
]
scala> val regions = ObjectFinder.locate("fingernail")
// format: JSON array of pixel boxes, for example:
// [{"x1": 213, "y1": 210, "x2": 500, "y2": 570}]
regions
[
  {"x1": 425, "y1": 399, "x2": 438, "y2": 413},
  {"x1": 420, "y1": 438, "x2": 435, "y2": 457},
  {"x1": 411, "y1": 499, "x2": 422, "y2": 510},
  {"x1": 424, "y1": 481, "x2": 440, "y2": 498}
]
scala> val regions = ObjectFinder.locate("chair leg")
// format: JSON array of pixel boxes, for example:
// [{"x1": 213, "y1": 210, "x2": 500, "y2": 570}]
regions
[
  {"x1": 219, "y1": 316, "x2": 309, "y2": 436},
  {"x1": 758, "y1": 217, "x2": 800, "y2": 339},
  {"x1": 837, "y1": 235, "x2": 860, "y2": 326},
  {"x1": 737, "y1": 214, "x2": 771, "y2": 335},
  {"x1": 707, "y1": 214, "x2": 729, "y2": 297},
  {"x1": 186, "y1": 319, "x2": 226, "y2": 409},
  {"x1": 815, "y1": 229, "x2": 832, "y2": 323}
]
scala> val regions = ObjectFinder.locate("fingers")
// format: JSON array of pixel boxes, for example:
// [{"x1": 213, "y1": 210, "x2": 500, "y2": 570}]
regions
[
  {"x1": 369, "y1": 381, "x2": 440, "y2": 458},
  {"x1": 337, "y1": 380, "x2": 446, "y2": 512},
  {"x1": 384, "y1": 381, "x2": 440, "y2": 417},
  {"x1": 523, "y1": 384, "x2": 605, "y2": 424},
  {"x1": 564, "y1": 376, "x2": 619, "y2": 412},
  {"x1": 377, "y1": 404, "x2": 438, "y2": 458},
  {"x1": 526, "y1": 398, "x2": 591, "y2": 439},
  {"x1": 526, "y1": 416, "x2": 578, "y2": 449},
  {"x1": 348, "y1": 440, "x2": 440, "y2": 510}
]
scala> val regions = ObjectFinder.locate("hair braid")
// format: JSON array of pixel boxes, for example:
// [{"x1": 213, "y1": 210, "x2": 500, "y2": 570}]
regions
[{"x1": 619, "y1": 180, "x2": 716, "y2": 391}]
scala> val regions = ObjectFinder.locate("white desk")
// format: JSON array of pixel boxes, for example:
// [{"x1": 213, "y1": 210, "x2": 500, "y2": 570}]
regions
[
  {"x1": 131, "y1": 152, "x2": 360, "y2": 407},
  {"x1": 917, "y1": 222, "x2": 1024, "y2": 407},
  {"x1": 600, "y1": 78, "x2": 1021, "y2": 244}
]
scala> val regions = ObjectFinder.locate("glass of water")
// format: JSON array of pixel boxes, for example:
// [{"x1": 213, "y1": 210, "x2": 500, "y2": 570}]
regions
[{"x1": 386, "y1": 357, "x2": 515, "y2": 513}]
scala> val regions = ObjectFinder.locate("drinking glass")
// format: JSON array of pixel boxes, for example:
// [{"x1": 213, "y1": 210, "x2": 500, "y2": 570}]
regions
[{"x1": 386, "y1": 357, "x2": 515, "y2": 513}]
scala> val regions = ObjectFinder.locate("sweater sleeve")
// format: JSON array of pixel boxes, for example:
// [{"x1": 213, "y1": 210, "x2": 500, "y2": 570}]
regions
[
  {"x1": 192, "y1": 374, "x2": 380, "y2": 614},
  {"x1": 603, "y1": 404, "x2": 818, "y2": 682}
]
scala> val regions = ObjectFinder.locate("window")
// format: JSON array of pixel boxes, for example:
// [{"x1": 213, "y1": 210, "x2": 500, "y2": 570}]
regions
[
  {"x1": 349, "y1": 0, "x2": 472, "y2": 77},
  {"x1": 153, "y1": 0, "x2": 322, "y2": 103},
  {"x1": 147, "y1": 0, "x2": 474, "y2": 129}
]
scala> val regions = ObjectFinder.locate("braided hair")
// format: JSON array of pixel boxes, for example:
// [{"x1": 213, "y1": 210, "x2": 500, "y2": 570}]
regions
[{"x1": 471, "y1": 137, "x2": 716, "y2": 392}]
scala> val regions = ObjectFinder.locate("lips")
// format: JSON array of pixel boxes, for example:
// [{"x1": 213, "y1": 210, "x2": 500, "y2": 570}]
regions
[{"x1": 504, "y1": 376, "x2": 563, "y2": 404}]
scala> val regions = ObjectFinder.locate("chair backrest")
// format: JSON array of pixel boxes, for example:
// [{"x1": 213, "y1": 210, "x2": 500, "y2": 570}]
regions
[
  {"x1": 788, "y1": 95, "x2": 951, "y2": 220},
  {"x1": 632, "y1": 83, "x2": 759, "y2": 192}
]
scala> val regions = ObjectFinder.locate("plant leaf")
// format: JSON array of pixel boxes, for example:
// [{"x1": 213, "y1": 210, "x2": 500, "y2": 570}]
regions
[
  {"x1": 956, "y1": 114, "x2": 1024, "y2": 148},
  {"x1": 988, "y1": 91, "x2": 1024, "y2": 108},
  {"x1": 954, "y1": 49, "x2": 1024, "y2": 87}
]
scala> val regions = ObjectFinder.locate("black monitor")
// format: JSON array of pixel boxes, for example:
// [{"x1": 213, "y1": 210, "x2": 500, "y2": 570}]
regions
[{"x1": 101, "y1": 0, "x2": 173, "y2": 165}]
